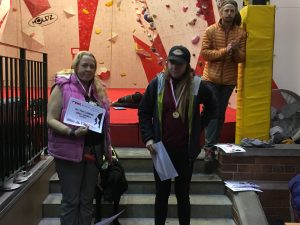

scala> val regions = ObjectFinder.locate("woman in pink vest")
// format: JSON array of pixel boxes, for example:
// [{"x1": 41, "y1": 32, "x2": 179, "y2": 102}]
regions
[{"x1": 47, "y1": 51, "x2": 112, "y2": 225}]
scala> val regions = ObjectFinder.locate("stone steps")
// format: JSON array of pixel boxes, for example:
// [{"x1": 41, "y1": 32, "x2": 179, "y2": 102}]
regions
[
  {"x1": 49, "y1": 172, "x2": 225, "y2": 195},
  {"x1": 39, "y1": 147, "x2": 236, "y2": 225},
  {"x1": 38, "y1": 217, "x2": 237, "y2": 225},
  {"x1": 113, "y1": 147, "x2": 210, "y2": 173},
  {"x1": 42, "y1": 193, "x2": 233, "y2": 218}
]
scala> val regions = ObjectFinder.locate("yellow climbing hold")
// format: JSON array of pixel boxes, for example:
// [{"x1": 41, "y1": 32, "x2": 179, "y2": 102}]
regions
[
  {"x1": 82, "y1": 9, "x2": 89, "y2": 14},
  {"x1": 95, "y1": 28, "x2": 102, "y2": 34},
  {"x1": 105, "y1": 0, "x2": 113, "y2": 7}
]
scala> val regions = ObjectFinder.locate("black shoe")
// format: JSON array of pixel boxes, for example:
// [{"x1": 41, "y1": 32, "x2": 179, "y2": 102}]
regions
[{"x1": 204, "y1": 147, "x2": 216, "y2": 162}]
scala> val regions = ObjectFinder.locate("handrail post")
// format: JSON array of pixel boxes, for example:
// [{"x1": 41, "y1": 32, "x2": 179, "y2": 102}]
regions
[
  {"x1": 19, "y1": 48, "x2": 27, "y2": 165},
  {"x1": 42, "y1": 53, "x2": 48, "y2": 155}
]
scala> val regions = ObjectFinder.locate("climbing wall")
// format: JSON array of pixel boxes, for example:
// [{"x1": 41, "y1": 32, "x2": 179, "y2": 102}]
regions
[
  {"x1": 1, "y1": 0, "x2": 221, "y2": 88},
  {"x1": 146, "y1": 0, "x2": 218, "y2": 74},
  {"x1": 235, "y1": 5, "x2": 275, "y2": 143}
]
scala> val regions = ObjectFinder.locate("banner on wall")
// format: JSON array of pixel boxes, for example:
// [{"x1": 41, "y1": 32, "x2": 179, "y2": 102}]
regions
[{"x1": 0, "y1": 0, "x2": 10, "y2": 39}]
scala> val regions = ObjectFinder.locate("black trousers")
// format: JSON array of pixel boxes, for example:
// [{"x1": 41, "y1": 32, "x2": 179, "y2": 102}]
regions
[{"x1": 153, "y1": 150, "x2": 193, "y2": 225}]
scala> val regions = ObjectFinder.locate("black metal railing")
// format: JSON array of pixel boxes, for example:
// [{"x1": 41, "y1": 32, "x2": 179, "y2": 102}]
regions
[{"x1": 0, "y1": 45, "x2": 48, "y2": 182}]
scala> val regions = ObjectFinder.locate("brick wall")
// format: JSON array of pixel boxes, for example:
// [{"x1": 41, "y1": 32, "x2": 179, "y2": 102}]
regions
[{"x1": 217, "y1": 145, "x2": 300, "y2": 223}]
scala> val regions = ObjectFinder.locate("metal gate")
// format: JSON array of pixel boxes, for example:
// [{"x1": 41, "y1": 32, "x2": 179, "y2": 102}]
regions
[{"x1": 0, "y1": 45, "x2": 48, "y2": 182}]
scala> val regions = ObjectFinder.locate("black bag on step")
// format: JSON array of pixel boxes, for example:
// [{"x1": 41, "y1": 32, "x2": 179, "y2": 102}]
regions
[{"x1": 100, "y1": 160, "x2": 128, "y2": 202}]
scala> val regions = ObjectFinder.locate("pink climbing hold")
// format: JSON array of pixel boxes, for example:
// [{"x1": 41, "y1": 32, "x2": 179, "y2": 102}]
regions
[{"x1": 191, "y1": 35, "x2": 200, "y2": 44}]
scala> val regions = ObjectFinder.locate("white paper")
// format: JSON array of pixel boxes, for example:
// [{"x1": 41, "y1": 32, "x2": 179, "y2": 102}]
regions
[
  {"x1": 224, "y1": 181, "x2": 262, "y2": 192},
  {"x1": 152, "y1": 142, "x2": 178, "y2": 181},
  {"x1": 63, "y1": 97, "x2": 106, "y2": 133},
  {"x1": 215, "y1": 144, "x2": 246, "y2": 153},
  {"x1": 95, "y1": 210, "x2": 124, "y2": 225}
]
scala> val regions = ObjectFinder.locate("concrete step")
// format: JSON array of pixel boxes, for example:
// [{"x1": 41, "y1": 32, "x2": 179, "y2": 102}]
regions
[
  {"x1": 38, "y1": 217, "x2": 237, "y2": 225},
  {"x1": 42, "y1": 193, "x2": 232, "y2": 218},
  {"x1": 114, "y1": 147, "x2": 214, "y2": 173},
  {"x1": 49, "y1": 172, "x2": 225, "y2": 195}
]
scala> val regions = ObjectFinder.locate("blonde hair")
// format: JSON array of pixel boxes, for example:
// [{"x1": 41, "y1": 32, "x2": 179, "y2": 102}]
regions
[
  {"x1": 164, "y1": 64, "x2": 193, "y2": 122},
  {"x1": 72, "y1": 51, "x2": 108, "y2": 104},
  {"x1": 56, "y1": 68, "x2": 74, "y2": 75}
]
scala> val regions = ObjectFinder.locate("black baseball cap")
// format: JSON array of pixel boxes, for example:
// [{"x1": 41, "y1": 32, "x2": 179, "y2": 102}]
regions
[{"x1": 167, "y1": 45, "x2": 191, "y2": 64}]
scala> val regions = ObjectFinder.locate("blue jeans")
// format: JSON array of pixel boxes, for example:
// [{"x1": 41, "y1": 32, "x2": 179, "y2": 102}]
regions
[{"x1": 203, "y1": 81, "x2": 235, "y2": 147}]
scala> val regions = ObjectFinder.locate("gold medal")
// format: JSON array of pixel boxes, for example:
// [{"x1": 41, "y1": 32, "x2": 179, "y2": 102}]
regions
[{"x1": 172, "y1": 111, "x2": 180, "y2": 119}]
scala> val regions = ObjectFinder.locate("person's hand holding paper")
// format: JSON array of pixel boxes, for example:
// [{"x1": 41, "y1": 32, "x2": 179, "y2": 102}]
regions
[
  {"x1": 146, "y1": 139, "x2": 156, "y2": 154},
  {"x1": 151, "y1": 141, "x2": 178, "y2": 181}
]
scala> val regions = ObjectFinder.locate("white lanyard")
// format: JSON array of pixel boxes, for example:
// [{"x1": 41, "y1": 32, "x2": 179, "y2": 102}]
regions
[
  {"x1": 169, "y1": 79, "x2": 185, "y2": 108},
  {"x1": 76, "y1": 75, "x2": 92, "y2": 98}
]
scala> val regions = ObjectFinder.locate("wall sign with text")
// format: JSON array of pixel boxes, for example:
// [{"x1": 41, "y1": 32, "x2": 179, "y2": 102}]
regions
[{"x1": 28, "y1": 13, "x2": 58, "y2": 27}]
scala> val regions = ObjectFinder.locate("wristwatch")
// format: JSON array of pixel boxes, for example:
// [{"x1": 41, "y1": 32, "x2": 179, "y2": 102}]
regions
[{"x1": 69, "y1": 129, "x2": 76, "y2": 138}]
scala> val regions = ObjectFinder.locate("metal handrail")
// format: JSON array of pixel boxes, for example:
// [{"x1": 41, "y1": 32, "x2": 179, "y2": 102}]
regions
[{"x1": 0, "y1": 46, "x2": 48, "y2": 184}]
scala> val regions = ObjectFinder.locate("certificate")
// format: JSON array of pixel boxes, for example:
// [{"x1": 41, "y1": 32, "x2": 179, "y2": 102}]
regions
[{"x1": 63, "y1": 97, "x2": 106, "y2": 133}]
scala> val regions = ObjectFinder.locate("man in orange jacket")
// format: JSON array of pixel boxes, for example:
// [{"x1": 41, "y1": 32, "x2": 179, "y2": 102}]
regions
[{"x1": 200, "y1": 0, "x2": 246, "y2": 161}]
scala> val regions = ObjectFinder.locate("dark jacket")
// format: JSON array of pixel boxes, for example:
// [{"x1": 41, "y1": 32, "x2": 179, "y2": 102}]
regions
[{"x1": 138, "y1": 73, "x2": 216, "y2": 161}]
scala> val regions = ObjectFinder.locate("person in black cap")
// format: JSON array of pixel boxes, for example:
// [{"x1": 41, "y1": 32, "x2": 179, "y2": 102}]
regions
[{"x1": 138, "y1": 45, "x2": 217, "y2": 225}]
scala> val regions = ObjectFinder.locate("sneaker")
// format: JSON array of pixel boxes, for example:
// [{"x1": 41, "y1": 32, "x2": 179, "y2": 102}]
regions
[{"x1": 204, "y1": 147, "x2": 216, "y2": 162}]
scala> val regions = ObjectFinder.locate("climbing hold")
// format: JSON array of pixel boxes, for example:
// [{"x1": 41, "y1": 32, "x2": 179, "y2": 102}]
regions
[
  {"x1": 196, "y1": 9, "x2": 203, "y2": 16},
  {"x1": 150, "y1": 47, "x2": 156, "y2": 52},
  {"x1": 141, "y1": 6, "x2": 147, "y2": 14},
  {"x1": 188, "y1": 18, "x2": 197, "y2": 26},
  {"x1": 116, "y1": 0, "x2": 122, "y2": 9},
  {"x1": 108, "y1": 32, "x2": 118, "y2": 43},
  {"x1": 105, "y1": 0, "x2": 113, "y2": 7},
  {"x1": 95, "y1": 28, "x2": 102, "y2": 34},
  {"x1": 82, "y1": 9, "x2": 89, "y2": 14},
  {"x1": 144, "y1": 13, "x2": 153, "y2": 23},
  {"x1": 191, "y1": 35, "x2": 200, "y2": 44},
  {"x1": 136, "y1": 17, "x2": 142, "y2": 23}
]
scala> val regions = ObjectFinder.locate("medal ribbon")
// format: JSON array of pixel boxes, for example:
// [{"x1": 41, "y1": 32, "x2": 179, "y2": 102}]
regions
[
  {"x1": 76, "y1": 75, "x2": 93, "y2": 99},
  {"x1": 170, "y1": 79, "x2": 186, "y2": 108}
]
